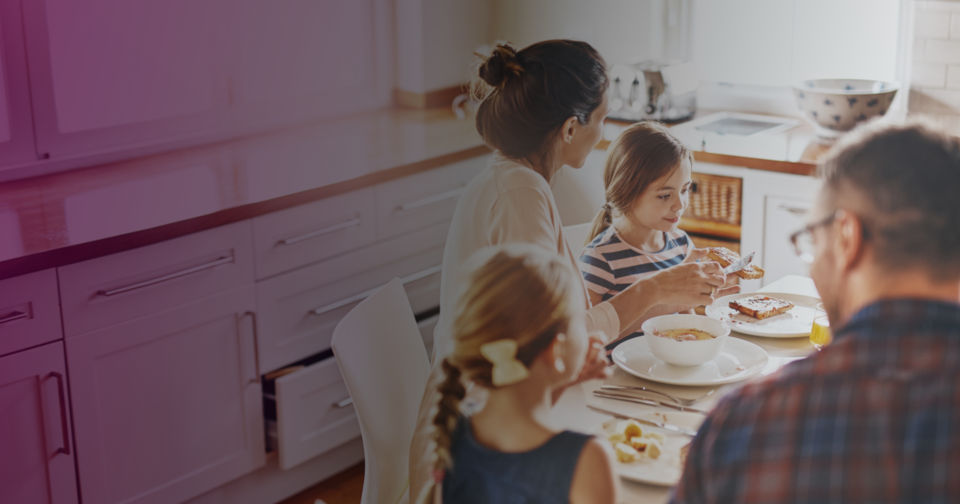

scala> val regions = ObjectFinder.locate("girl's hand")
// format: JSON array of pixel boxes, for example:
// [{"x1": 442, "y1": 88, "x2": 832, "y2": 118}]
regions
[
  {"x1": 647, "y1": 251, "x2": 726, "y2": 306},
  {"x1": 551, "y1": 334, "x2": 609, "y2": 404},
  {"x1": 685, "y1": 248, "x2": 741, "y2": 298}
]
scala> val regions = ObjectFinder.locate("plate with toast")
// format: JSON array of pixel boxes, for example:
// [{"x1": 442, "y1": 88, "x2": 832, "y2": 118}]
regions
[{"x1": 705, "y1": 292, "x2": 822, "y2": 338}]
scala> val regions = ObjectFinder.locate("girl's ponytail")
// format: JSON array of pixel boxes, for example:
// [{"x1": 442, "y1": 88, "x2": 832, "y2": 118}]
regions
[
  {"x1": 587, "y1": 202, "x2": 613, "y2": 245},
  {"x1": 416, "y1": 358, "x2": 466, "y2": 504}
]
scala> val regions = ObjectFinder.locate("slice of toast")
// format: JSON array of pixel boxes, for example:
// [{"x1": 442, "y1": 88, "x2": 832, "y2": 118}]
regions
[
  {"x1": 729, "y1": 295, "x2": 794, "y2": 320},
  {"x1": 706, "y1": 247, "x2": 765, "y2": 280}
]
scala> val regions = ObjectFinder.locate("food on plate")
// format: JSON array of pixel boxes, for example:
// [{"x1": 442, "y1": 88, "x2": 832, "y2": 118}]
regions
[
  {"x1": 606, "y1": 419, "x2": 663, "y2": 462},
  {"x1": 615, "y1": 442, "x2": 641, "y2": 463},
  {"x1": 653, "y1": 328, "x2": 716, "y2": 342},
  {"x1": 707, "y1": 247, "x2": 765, "y2": 280},
  {"x1": 729, "y1": 295, "x2": 795, "y2": 320}
]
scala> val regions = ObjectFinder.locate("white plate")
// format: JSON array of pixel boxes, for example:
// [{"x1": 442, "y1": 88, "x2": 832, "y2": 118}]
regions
[
  {"x1": 600, "y1": 419, "x2": 687, "y2": 487},
  {"x1": 705, "y1": 292, "x2": 822, "y2": 338},
  {"x1": 611, "y1": 336, "x2": 768, "y2": 387}
]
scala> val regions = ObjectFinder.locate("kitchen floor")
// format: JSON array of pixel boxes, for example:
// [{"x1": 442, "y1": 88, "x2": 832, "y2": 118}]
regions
[{"x1": 278, "y1": 463, "x2": 363, "y2": 504}]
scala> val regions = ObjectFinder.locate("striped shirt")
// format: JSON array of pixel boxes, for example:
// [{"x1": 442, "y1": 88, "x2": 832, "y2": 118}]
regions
[
  {"x1": 671, "y1": 298, "x2": 960, "y2": 504},
  {"x1": 578, "y1": 226, "x2": 692, "y2": 345},
  {"x1": 579, "y1": 226, "x2": 692, "y2": 301}
]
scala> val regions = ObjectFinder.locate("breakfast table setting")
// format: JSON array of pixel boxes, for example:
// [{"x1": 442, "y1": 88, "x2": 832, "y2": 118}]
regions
[{"x1": 553, "y1": 274, "x2": 823, "y2": 503}]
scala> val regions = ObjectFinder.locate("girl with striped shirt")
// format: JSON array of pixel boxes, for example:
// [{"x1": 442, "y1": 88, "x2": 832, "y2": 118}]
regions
[{"x1": 579, "y1": 122, "x2": 739, "y2": 347}]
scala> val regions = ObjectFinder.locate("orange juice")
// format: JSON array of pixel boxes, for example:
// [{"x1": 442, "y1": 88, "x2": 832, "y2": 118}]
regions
[{"x1": 810, "y1": 315, "x2": 832, "y2": 350}]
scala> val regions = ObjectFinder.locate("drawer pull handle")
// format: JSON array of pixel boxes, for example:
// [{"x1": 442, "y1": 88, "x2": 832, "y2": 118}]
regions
[
  {"x1": 276, "y1": 217, "x2": 362, "y2": 247},
  {"x1": 96, "y1": 255, "x2": 234, "y2": 297},
  {"x1": 777, "y1": 204, "x2": 809, "y2": 216},
  {"x1": 417, "y1": 313, "x2": 440, "y2": 329},
  {"x1": 0, "y1": 310, "x2": 28, "y2": 325},
  {"x1": 333, "y1": 397, "x2": 353, "y2": 409},
  {"x1": 48, "y1": 372, "x2": 71, "y2": 455},
  {"x1": 395, "y1": 186, "x2": 465, "y2": 212},
  {"x1": 309, "y1": 265, "x2": 442, "y2": 317}
]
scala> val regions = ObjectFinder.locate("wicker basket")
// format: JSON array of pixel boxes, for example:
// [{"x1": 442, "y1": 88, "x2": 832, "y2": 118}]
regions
[{"x1": 688, "y1": 173, "x2": 742, "y2": 226}]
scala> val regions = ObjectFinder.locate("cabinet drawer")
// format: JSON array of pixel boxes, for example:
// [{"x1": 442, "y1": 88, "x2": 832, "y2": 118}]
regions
[
  {"x1": 375, "y1": 155, "x2": 487, "y2": 240},
  {"x1": 59, "y1": 222, "x2": 254, "y2": 337},
  {"x1": 252, "y1": 189, "x2": 377, "y2": 280},
  {"x1": 255, "y1": 223, "x2": 446, "y2": 372},
  {"x1": 0, "y1": 269, "x2": 62, "y2": 357},
  {"x1": 271, "y1": 357, "x2": 360, "y2": 470}
]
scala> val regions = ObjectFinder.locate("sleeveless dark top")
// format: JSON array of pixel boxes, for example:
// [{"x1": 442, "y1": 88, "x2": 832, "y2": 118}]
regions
[{"x1": 441, "y1": 416, "x2": 593, "y2": 503}]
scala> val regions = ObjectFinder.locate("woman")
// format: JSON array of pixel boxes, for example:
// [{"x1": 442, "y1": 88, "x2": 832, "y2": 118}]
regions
[{"x1": 435, "y1": 40, "x2": 726, "y2": 360}]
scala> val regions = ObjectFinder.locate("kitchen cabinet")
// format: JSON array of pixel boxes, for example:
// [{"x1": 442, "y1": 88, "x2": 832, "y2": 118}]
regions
[
  {"x1": 66, "y1": 286, "x2": 264, "y2": 504},
  {"x1": 762, "y1": 195, "x2": 814, "y2": 283},
  {"x1": 0, "y1": 341, "x2": 78, "y2": 504},
  {"x1": 21, "y1": 0, "x2": 233, "y2": 159},
  {"x1": 227, "y1": 0, "x2": 392, "y2": 130},
  {"x1": 736, "y1": 165, "x2": 822, "y2": 287},
  {"x1": 0, "y1": 269, "x2": 62, "y2": 357},
  {"x1": 17, "y1": 0, "x2": 392, "y2": 164},
  {"x1": 0, "y1": 0, "x2": 40, "y2": 166}
]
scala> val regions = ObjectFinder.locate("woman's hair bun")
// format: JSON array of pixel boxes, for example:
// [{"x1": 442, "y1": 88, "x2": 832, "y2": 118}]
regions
[{"x1": 478, "y1": 44, "x2": 523, "y2": 88}]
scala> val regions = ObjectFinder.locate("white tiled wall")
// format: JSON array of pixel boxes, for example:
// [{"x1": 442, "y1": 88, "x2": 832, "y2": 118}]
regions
[{"x1": 910, "y1": 0, "x2": 960, "y2": 130}]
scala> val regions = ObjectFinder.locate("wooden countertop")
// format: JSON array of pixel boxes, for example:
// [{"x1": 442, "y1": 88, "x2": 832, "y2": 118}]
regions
[{"x1": 0, "y1": 106, "x2": 825, "y2": 279}]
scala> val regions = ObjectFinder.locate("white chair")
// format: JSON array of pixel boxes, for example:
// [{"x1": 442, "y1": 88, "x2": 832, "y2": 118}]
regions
[{"x1": 331, "y1": 278, "x2": 431, "y2": 504}]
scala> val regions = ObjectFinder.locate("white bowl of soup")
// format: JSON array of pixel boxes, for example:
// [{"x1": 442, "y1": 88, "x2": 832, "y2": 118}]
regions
[{"x1": 642, "y1": 314, "x2": 729, "y2": 366}]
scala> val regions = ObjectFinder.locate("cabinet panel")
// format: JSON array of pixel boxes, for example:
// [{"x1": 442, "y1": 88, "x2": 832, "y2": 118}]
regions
[
  {"x1": 763, "y1": 195, "x2": 813, "y2": 282},
  {"x1": 0, "y1": 269, "x2": 62, "y2": 357},
  {"x1": 0, "y1": 0, "x2": 39, "y2": 166},
  {"x1": 0, "y1": 341, "x2": 78, "y2": 504},
  {"x1": 227, "y1": 0, "x2": 391, "y2": 127},
  {"x1": 375, "y1": 155, "x2": 487, "y2": 240},
  {"x1": 59, "y1": 222, "x2": 253, "y2": 337},
  {"x1": 274, "y1": 357, "x2": 359, "y2": 470},
  {"x1": 67, "y1": 287, "x2": 263, "y2": 504},
  {"x1": 22, "y1": 0, "x2": 232, "y2": 158},
  {"x1": 255, "y1": 223, "x2": 446, "y2": 372},
  {"x1": 252, "y1": 189, "x2": 377, "y2": 280}
]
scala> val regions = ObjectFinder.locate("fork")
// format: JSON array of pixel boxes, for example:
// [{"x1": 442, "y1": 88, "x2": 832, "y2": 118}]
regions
[{"x1": 600, "y1": 384, "x2": 716, "y2": 407}]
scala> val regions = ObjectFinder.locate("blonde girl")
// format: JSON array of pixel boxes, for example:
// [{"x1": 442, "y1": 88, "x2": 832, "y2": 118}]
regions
[
  {"x1": 579, "y1": 122, "x2": 739, "y2": 346},
  {"x1": 414, "y1": 245, "x2": 617, "y2": 504}
]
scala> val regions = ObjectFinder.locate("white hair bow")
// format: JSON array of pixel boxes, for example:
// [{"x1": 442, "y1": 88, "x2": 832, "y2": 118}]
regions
[{"x1": 479, "y1": 339, "x2": 529, "y2": 386}]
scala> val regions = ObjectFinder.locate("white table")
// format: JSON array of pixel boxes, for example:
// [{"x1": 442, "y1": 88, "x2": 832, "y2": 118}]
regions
[{"x1": 553, "y1": 275, "x2": 819, "y2": 503}]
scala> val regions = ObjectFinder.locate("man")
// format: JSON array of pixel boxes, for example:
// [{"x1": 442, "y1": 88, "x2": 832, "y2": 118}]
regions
[{"x1": 672, "y1": 122, "x2": 960, "y2": 504}]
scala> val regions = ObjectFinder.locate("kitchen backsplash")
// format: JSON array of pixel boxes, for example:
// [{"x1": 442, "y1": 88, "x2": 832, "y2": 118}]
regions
[{"x1": 911, "y1": 0, "x2": 960, "y2": 131}]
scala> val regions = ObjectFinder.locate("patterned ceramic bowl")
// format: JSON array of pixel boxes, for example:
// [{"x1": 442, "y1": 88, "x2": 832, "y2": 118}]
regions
[{"x1": 793, "y1": 79, "x2": 898, "y2": 137}]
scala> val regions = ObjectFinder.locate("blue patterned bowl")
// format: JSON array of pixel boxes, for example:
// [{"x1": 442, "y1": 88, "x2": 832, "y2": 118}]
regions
[{"x1": 793, "y1": 79, "x2": 898, "y2": 137}]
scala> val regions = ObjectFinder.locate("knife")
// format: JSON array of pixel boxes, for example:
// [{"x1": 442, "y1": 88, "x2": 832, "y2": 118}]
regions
[
  {"x1": 593, "y1": 390, "x2": 710, "y2": 415},
  {"x1": 586, "y1": 404, "x2": 699, "y2": 437},
  {"x1": 722, "y1": 251, "x2": 755, "y2": 275}
]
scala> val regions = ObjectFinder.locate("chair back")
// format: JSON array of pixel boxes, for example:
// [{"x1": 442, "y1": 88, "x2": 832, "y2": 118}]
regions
[{"x1": 332, "y1": 278, "x2": 430, "y2": 504}]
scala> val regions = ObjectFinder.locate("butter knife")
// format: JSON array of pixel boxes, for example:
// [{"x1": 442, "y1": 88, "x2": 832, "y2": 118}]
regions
[
  {"x1": 593, "y1": 390, "x2": 710, "y2": 415},
  {"x1": 722, "y1": 251, "x2": 755, "y2": 275},
  {"x1": 586, "y1": 404, "x2": 699, "y2": 437}
]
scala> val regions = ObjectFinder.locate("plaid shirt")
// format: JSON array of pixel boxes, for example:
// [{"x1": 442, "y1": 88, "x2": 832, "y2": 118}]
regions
[{"x1": 672, "y1": 298, "x2": 960, "y2": 504}]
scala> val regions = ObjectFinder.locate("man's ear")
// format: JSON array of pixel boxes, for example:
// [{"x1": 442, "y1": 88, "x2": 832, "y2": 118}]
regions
[{"x1": 835, "y1": 210, "x2": 867, "y2": 273}]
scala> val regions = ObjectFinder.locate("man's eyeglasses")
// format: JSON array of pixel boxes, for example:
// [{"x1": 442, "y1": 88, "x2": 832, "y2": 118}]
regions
[{"x1": 789, "y1": 211, "x2": 837, "y2": 263}]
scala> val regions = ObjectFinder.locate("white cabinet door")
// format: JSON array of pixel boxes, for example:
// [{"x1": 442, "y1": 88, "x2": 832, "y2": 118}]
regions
[
  {"x1": 226, "y1": 0, "x2": 392, "y2": 129},
  {"x1": 22, "y1": 0, "x2": 232, "y2": 158},
  {"x1": 66, "y1": 287, "x2": 264, "y2": 504},
  {"x1": 0, "y1": 341, "x2": 78, "y2": 504},
  {"x1": 763, "y1": 195, "x2": 814, "y2": 283},
  {"x1": 0, "y1": 0, "x2": 39, "y2": 166}
]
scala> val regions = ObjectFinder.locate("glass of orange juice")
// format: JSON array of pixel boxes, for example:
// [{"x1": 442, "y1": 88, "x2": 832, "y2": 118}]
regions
[{"x1": 809, "y1": 303, "x2": 832, "y2": 351}]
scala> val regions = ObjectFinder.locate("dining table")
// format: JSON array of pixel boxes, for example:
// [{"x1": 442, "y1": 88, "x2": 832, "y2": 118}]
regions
[{"x1": 553, "y1": 275, "x2": 821, "y2": 503}]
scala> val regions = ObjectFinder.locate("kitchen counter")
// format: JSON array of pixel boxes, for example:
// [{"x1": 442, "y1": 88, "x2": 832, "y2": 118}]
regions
[{"x1": 0, "y1": 106, "x2": 827, "y2": 279}]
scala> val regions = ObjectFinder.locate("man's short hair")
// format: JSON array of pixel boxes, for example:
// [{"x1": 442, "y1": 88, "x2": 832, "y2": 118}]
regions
[{"x1": 818, "y1": 121, "x2": 960, "y2": 278}]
